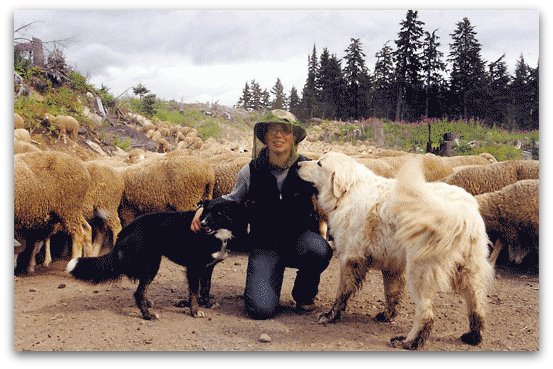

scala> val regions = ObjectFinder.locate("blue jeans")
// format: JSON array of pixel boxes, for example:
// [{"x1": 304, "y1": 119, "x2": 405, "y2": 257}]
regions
[{"x1": 243, "y1": 230, "x2": 332, "y2": 320}]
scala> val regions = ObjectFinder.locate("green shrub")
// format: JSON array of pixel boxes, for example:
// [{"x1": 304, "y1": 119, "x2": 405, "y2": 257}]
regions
[{"x1": 113, "y1": 136, "x2": 132, "y2": 151}]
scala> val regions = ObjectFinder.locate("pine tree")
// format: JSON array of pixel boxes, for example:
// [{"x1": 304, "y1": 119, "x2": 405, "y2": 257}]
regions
[
  {"x1": 261, "y1": 89, "x2": 271, "y2": 110},
  {"x1": 301, "y1": 45, "x2": 318, "y2": 119},
  {"x1": 527, "y1": 64, "x2": 539, "y2": 130},
  {"x1": 270, "y1": 77, "x2": 287, "y2": 109},
  {"x1": 288, "y1": 86, "x2": 301, "y2": 117},
  {"x1": 510, "y1": 54, "x2": 534, "y2": 130},
  {"x1": 372, "y1": 41, "x2": 396, "y2": 119},
  {"x1": 237, "y1": 81, "x2": 251, "y2": 110},
  {"x1": 249, "y1": 79, "x2": 263, "y2": 111},
  {"x1": 343, "y1": 38, "x2": 371, "y2": 119},
  {"x1": 316, "y1": 48, "x2": 346, "y2": 119},
  {"x1": 421, "y1": 29, "x2": 446, "y2": 118},
  {"x1": 393, "y1": 10, "x2": 425, "y2": 121},
  {"x1": 486, "y1": 54, "x2": 511, "y2": 125},
  {"x1": 448, "y1": 17, "x2": 487, "y2": 121}
]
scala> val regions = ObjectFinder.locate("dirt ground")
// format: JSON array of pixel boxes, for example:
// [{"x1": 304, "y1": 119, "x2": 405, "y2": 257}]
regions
[{"x1": 13, "y1": 250, "x2": 539, "y2": 352}]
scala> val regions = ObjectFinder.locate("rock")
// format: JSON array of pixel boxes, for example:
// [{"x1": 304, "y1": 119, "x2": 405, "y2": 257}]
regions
[
  {"x1": 258, "y1": 333, "x2": 272, "y2": 343},
  {"x1": 85, "y1": 140, "x2": 107, "y2": 156}
]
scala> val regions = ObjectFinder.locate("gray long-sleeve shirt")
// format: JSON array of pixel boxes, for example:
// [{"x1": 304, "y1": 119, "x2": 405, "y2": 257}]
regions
[{"x1": 222, "y1": 163, "x2": 290, "y2": 204}]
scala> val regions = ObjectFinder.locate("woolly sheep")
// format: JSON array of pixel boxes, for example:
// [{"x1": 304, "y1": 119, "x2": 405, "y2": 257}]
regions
[
  {"x1": 443, "y1": 160, "x2": 539, "y2": 195},
  {"x1": 14, "y1": 128, "x2": 32, "y2": 143},
  {"x1": 116, "y1": 155, "x2": 215, "y2": 226},
  {"x1": 476, "y1": 179, "x2": 539, "y2": 267},
  {"x1": 14, "y1": 151, "x2": 92, "y2": 273},
  {"x1": 14, "y1": 113, "x2": 24, "y2": 129},
  {"x1": 82, "y1": 160, "x2": 125, "y2": 256},
  {"x1": 14, "y1": 138, "x2": 41, "y2": 154},
  {"x1": 208, "y1": 154, "x2": 251, "y2": 198},
  {"x1": 43, "y1": 113, "x2": 80, "y2": 144}
]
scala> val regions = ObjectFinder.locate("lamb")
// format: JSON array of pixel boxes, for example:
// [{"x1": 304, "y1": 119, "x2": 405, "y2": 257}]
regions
[
  {"x1": 14, "y1": 128, "x2": 32, "y2": 143},
  {"x1": 43, "y1": 113, "x2": 80, "y2": 144},
  {"x1": 475, "y1": 179, "x2": 539, "y2": 267},
  {"x1": 14, "y1": 138, "x2": 41, "y2": 154},
  {"x1": 82, "y1": 161, "x2": 125, "y2": 256},
  {"x1": 116, "y1": 155, "x2": 215, "y2": 226},
  {"x1": 14, "y1": 113, "x2": 24, "y2": 129},
  {"x1": 443, "y1": 160, "x2": 539, "y2": 195},
  {"x1": 14, "y1": 151, "x2": 92, "y2": 274}
]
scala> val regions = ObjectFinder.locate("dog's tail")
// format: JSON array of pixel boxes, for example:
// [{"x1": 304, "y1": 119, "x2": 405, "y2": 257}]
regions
[
  {"x1": 66, "y1": 250, "x2": 121, "y2": 284},
  {"x1": 390, "y1": 156, "x2": 468, "y2": 261}
]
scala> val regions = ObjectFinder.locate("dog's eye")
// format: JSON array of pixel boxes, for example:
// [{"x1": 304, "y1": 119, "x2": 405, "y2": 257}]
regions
[{"x1": 317, "y1": 161, "x2": 322, "y2": 167}]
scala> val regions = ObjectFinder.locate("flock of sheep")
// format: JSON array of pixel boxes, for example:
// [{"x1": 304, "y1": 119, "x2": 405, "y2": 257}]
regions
[{"x1": 13, "y1": 112, "x2": 539, "y2": 275}]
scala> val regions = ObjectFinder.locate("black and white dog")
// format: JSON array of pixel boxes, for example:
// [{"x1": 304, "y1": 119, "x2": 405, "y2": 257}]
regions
[{"x1": 67, "y1": 197, "x2": 246, "y2": 320}]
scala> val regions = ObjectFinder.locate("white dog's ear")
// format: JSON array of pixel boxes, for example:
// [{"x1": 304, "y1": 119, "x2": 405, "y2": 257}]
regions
[{"x1": 331, "y1": 169, "x2": 355, "y2": 199}]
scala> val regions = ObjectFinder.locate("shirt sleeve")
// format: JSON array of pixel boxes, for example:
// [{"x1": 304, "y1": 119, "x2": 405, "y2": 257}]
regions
[{"x1": 221, "y1": 163, "x2": 250, "y2": 204}]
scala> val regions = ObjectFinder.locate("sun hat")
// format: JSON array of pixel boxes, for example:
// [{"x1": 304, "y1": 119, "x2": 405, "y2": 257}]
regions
[{"x1": 253, "y1": 109, "x2": 306, "y2": 145}]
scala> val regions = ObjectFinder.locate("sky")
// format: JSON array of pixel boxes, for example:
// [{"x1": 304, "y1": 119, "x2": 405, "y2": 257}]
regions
[{"x1": 12, "y1": 8, "x2": 539, "y2": 107}]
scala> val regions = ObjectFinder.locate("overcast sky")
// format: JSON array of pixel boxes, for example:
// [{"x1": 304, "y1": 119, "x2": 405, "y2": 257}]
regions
[{"x1": 13, "y1": 9, "x2": 539, "y2": 107}]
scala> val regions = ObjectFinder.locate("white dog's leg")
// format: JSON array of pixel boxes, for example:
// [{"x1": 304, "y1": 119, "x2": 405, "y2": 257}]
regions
[
  {"x1": 318, "y1": 257, "x2": 368, "y2": 324},
  {"x1": 374, "y1": 270, "x2": 405, "y2": 322},
  {"x1": 391, "y1": 265, "x2": 437, "y2": 350}
]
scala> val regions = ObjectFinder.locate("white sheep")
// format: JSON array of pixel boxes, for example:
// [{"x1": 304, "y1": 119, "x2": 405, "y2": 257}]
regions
[
  {"x1": 14, "y1": 138, "x2": 41, "y2": 154},
  {"x1": 14, "y1": 113, "x2": 24, "y2": 129},
  {"x1": 116, "y1": 155, "x2": 215, "y2": 226},
  {"x1": 443, "y1": 160, "x2": 539, "y2": 195},
  {"x1": 14, "y1": 151, "x2": 92, "y2": 274},
  {"x1": 14, "y1": 128, "x2": 32, "y2": 143},
  {"x1": 476, "y1": 179, "x2": 539, "y2": 267},
  {"x1": 43, "y1": 113, "x2": 80, "y2": 145}
]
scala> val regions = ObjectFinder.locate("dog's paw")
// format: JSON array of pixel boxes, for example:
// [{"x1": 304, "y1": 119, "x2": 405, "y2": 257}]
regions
[
  {"x1": 142, "y1": 311, "x2": 159, "y2": 320},
  {"x1": 193, "y1": 310, "x2": 205, "y2": 318},
  {"x1": 374, "y1": 311, "x2": 395, "y2": 322},
  {"x1": 318, "y1": 310, "x2": 340, "y2": 324},
  {"x1": 146, "y1": 298, "x2": 155, "y2": 308},
  {"x1": 175, "y1": 299, "x2": 189, "y2": 308},
  {"x1": 390, "y1": 336, "x2": 421, "y2": 350},
  {"x1": 460, "y1": 331, "x2": 482, "y2": 346}
]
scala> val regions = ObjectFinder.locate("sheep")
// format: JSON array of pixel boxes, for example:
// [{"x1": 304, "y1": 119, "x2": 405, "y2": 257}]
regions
[
  {"x1": 43, "y1": 113, "x2": 80, "y2": 144},
  {"x1": 14, "y1": 151, "x2": 92, "y2": 274},
  {"x1": 82, "y1": 161, "x2": 125, "y2": 256},
  {"x1": 116, "y1": 155, "x2": 215, "y2": 226},
  {"x1": 14, "y1": 113, "x2": 24, "y2": 129},
  {"x1": 208, "y1": 154, "x2": 251, "y2": 198},
  {"x1": 14, "y1": 128, "x2": 32, "y2": 143},
  {"x1": 476, "y1": 179, "x2": 539, "y2": 267},
  {"x1": 443, "y1": 160, "x2": 539, "y2": 195},
  {"x1": 14, "y1": 138, "x2": 41, "y2": 154}
]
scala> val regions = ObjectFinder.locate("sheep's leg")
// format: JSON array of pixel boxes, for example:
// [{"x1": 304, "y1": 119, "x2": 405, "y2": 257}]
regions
[
  {"x1": 91, "y1": 230, "x2": 105, "y2": 257},
  {"x1": 43, "y1": 238, "x2": 52, "y2": 267},
  {"x1": 81, "y1": 218, "x2": 93, "y2": 257},
  {"x1": 375, "y1": 270, "x2": 405, "y2": 322},
  {"x1": 107, "y1": 215, "x2": 122, "y2": 247},
  {"x1": 27, "y1": 240, "x2": 44, "y2": 273},
  {"x1": 488, "y1": 239, "x2": 502, "y2": 267},
  {"x1": 318, "y1": 257, "x2": 368, "y2": 324}
]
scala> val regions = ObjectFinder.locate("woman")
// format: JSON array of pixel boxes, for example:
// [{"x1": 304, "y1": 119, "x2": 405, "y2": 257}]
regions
[{"x1": 191, "y1": 110, "x2": 332, "y2": 319}]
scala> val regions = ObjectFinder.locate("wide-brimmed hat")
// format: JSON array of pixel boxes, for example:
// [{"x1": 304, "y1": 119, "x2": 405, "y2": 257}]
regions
[{"x1": 254, "y1": 109, "x2": 306, "y2": 145}]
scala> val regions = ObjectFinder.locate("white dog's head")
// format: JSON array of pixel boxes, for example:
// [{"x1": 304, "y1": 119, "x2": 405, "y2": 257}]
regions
[{"x1": 298, "y1": 152, "x2": 361, "y2": 203}]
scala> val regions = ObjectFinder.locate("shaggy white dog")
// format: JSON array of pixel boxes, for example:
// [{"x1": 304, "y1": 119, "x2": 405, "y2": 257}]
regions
[{"x1": 298, "y1": 152, "x2": 494, "y2": 350}]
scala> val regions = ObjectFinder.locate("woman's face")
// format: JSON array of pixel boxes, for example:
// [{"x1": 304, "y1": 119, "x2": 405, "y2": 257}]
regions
[{"x1": 265, "y1": 123, "x2": 294, "y2": 155}]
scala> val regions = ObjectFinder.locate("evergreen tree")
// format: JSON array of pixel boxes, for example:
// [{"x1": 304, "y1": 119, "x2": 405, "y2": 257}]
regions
[
  {"x1": 343, "y1": 38, "x2": 371, "y2": 119},
  {"x1": 510, "y1": 54, "x2": 534, "y2": 130},
  {"x1": 141, "y1": 93, "x2": 157, "y2": 116},
  {"x1": 249, "y1": 79, "x2": 263, "y2": 111},
  {"x1": 132, "y1": 83, "x2": 149, "y2": 99},
  {"x1": 270, "y1": 77, "x2": 287, "y2": 109},
  {"x1": 421, "y1": 29, "x2": 446, "y2": 118},
  {"x1": 393, "y1": 10, "x2": 425, "y2": 121},
  {"x1": 372, "y1": 41, "x2": 396, "y2": 119},
  {"x1": 301, "y1": 45, "x2": 318, "y2": 119},
  {"x1": 527, "y1": 64, "x2": 539, "y2": 130},
  {"x1": 237, "y1": 81, "x2": 251, "y2": 110},
  {"x1": 288, "y1": 86, "x2": 301, "y2": 117},
  {"x1": 486, "y1": 54, "x2": 511, "y2": 125},
  {"x1": 261, "y1": 88, "x2": 271, "y2": 110},
  {"x1": 316, "y1": 48, "x2": 346, "y2": 119},
  {"x1": 448, "y1": 17, "x2": 487, "y2": 121}
]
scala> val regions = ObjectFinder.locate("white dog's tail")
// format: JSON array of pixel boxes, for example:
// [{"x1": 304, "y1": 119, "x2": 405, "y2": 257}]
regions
[{"x1": 390, "y1": 157, "x2": 468, "y2": 261}]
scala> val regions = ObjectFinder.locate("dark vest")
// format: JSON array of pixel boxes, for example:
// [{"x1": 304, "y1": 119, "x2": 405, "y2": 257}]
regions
[{"x1": 244, "y1": 153, "x2": 319, "y2": 250}]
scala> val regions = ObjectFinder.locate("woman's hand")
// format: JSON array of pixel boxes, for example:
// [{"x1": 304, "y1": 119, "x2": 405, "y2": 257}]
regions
[{"x1": 190, "y1": 206, "x2": 204, "y2": 232}]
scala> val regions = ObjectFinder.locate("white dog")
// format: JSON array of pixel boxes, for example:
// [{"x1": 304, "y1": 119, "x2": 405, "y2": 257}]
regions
[{"x1": 298, "y1": 152, "x2": 494, "y2": 350}]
